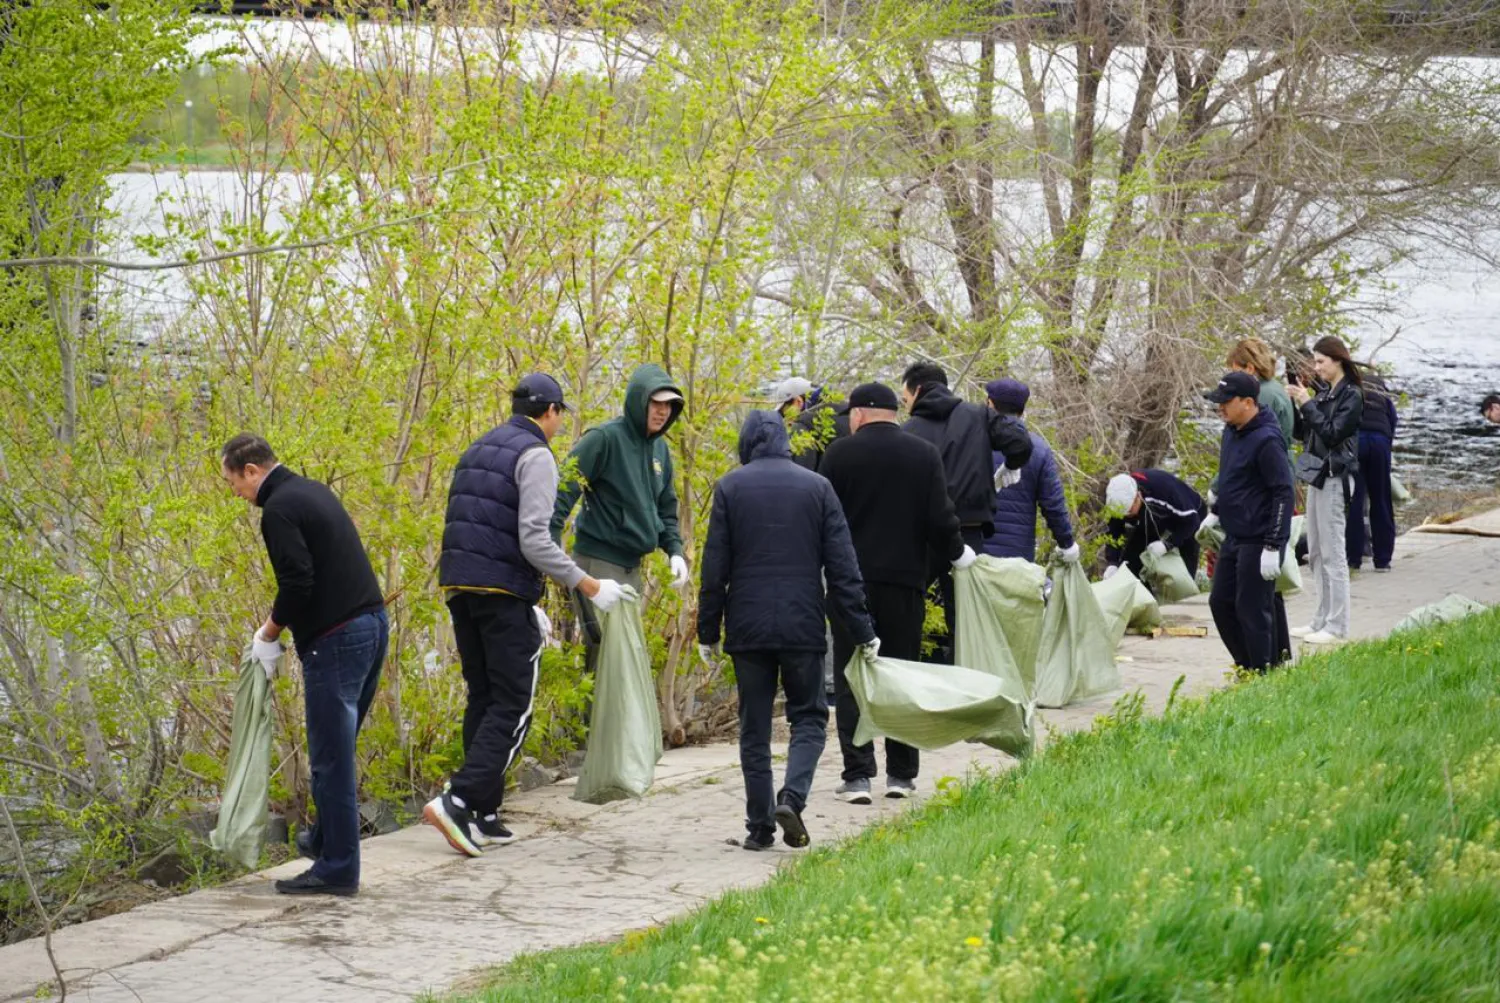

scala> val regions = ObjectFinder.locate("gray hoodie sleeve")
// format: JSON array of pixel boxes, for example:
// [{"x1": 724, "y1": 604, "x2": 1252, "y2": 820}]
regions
[{"x1": 516, "y1": 448, "x2": 588, "y2": 589}]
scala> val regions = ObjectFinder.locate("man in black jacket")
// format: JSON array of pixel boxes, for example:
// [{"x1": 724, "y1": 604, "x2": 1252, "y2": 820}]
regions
[
  {"x1": 900, "y1": 362, "x2": 1032, "y2": 662},
  {"x1": 222, "y1": 434, "x2": 387, "y2": 897},
  {"x1": 820, "y1": 382, "x2": 973, "y2": 803},
  {"x1": 1102, "y1": 469, "x2": 1207, "y2": 579},
  {"x1": 698, "y1": 411, "x2": 876, "y2": 851},
  {"x1": 1201, "y1": 372, "x2": 1294, "y2": 672},
  {"x1": 428, "y1": 374, "x2": 624, "y2": 858}
]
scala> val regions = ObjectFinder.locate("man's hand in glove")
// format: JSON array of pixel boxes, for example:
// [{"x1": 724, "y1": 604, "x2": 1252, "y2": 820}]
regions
[
  {"x1": 669, "y1": 554, "x2": 692, "y2": 590},
  {"x1": 952, "y1": 545, "x2": 977, "y2": 570},
  {"x1": 1201, "y1": 514, "x2": 1220, "y2": 533},
  {"x1": 994, "y1": 464, "x2": 1022, "y2": 490},
  {"x1": 857, "y1": 637, "x2": 881, "y2": 660},
  {"x1": 1260, "y1": 549, "x2": 1282, "y2": 581},
  {"x1": 533, "y1": 606, "x2": 552, "y2": 644},
  {"x1": 251, "y1": 628, "x2": 282, "y2": 681},
  {"x1": 1058, "y1": 543, "x2": 1081, "y2": 564},
  {"x1": 698, "y1": 643, "x2": 722, "y2": 666},
  {"x1": 1102, "y1": 565, "x2": 1120, "y2": 580},
  {"x1": 589, "y1": 578, "x2": 625, "y2": 613},
  {"x1": 1146, "y1": 540, "x2": 1169, "y2": 558}
]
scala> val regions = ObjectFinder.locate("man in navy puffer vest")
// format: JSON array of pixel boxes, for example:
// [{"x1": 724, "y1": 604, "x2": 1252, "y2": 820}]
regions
[
  {"x1": 980, "y1": 379, "x2": 1079, "y2": 565},
  {"x1": 426, "y1": 374, "x2": 624, "y2": 858}
]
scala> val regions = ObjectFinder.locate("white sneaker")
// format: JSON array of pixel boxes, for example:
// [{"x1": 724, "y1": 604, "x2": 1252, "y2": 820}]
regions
[
  {"x1": 1289, "y1": 625, "x2": 1317, "y2": 638},
  {"x1": 1302, "y1": 630, "x2": 1344, "y2": 645}
]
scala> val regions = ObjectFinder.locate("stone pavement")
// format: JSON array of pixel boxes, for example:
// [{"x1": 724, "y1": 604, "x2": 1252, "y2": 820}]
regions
[{"x1": 3, "y1": 521, "x2": 1498, "y2": 1003}]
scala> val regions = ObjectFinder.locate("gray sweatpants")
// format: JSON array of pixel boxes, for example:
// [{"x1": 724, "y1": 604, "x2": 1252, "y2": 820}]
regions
[
  {"x1": 569, "y1": 553, "x2": 645, "y2": 673},
  {"x1": 1305, "y1": 477, "x2": 1350, "y2": 638}
]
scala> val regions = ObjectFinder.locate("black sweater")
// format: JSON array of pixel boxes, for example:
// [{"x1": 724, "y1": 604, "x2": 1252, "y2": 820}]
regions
[
  {"x1": 820, "y1": 422, "x2": 965, "y2": 590},
  {"x1": 256, "y1": 465, "x2": 384, "y2": 654}
]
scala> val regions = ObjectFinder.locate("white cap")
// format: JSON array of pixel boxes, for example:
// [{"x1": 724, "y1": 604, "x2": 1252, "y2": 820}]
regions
[
  {"x1": 771, "y1": 377, "x2": 815, "y2": 403},
  {"x1": 650, "y1": 388, "x2": 684, "y2": 403},
  {"x1": 1105, "y1": 473, "x2": 1139, "y2": 512}
]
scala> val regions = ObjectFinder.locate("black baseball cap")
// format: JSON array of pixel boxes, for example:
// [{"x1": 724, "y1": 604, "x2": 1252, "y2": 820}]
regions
[
  {"x1": 847, "y1": 382, "x2": 899, "y2": 411},
  {"x1": 1204, "y1": 371, "x2": 1260, "y2": 404},
  {"x1": 513, "y1": 372, "x2": 569, "y2": 410}
]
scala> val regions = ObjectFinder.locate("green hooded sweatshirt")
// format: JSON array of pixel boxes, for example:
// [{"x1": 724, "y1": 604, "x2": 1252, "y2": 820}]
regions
[{"x1": 551, "y1": 363, "x2": 685, "y2": 568}]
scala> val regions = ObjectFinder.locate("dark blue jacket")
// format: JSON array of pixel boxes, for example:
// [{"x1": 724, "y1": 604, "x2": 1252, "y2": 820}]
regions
[
  {"x1": 1105, "y1": 468, "x2": 1205, "y2": 564},
  {"x1": 1359, "y1": 378, "x2": 1398, "y2": 440},
  {"x1": 698, "y1": 412, "x2": 874, "y2": 654},
  {"x1": 439, "y1": 416, "x2": 549, "y2": 603},
  {"x1": 1213, "y1": 406, "x2": 1294, "y2": 550},
  {"x1": 983, "y1": 432, "x2": 1074, "y2": 561}
]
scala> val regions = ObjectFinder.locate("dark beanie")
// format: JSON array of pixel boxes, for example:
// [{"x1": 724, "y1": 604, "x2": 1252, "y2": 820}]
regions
[{"x1": 985, "y1": 378, "x2": 1030, "y2": 412}]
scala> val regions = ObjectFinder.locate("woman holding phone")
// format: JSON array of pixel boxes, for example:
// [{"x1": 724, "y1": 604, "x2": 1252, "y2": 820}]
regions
[{"x1": 1286, "y1": 337, "x2": 1364, "y2": 645}]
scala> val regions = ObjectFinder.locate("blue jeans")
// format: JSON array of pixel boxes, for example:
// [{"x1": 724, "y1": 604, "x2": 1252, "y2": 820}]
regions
[
  {"x1": 300, "y1": 609, "x2": 387, "y2": 886},
  {"x1": 732, "y1": 650, "x2": 827, "y2": 837}
]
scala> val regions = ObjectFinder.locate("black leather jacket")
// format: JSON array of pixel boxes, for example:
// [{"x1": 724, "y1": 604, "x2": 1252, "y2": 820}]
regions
[{"x1": 1299, "y1": 378, "x2": 1363, "y2": 479}]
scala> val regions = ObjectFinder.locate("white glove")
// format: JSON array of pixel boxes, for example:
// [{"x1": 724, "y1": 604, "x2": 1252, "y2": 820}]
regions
[
  {"x1": 994, "y1": 464, "x2": 1022, "y2": 490},
  {"x1": 1207, "y1": 490, "x2": 1218, "y2": 507},
  {"x1": 251, "y1": 629, "x2": 282, "y2": 681},
  {"x1": 533, "y1": 606, "x2": 552, "y2": 644},
  {"x1": 1146, "y1": 540, "x2": 1169, "y2": 558},
  {"x1": 952, "y1": 545, "x2": 977, "y2": 570},
  {"x1": 698, "y1": 643, "x2": 721, "y2": 666},
  {"x1": 669, "y1": 554, "x2": 691, "y2": 590},
  {"x1": 857, "y1": 637, "x2": 881, "y2": 660},
  {"x1": 1102, "y1": 565, "x2": 1120, "y2": 580},
  {"x1": 1201, "y1": 514, "x2": 1220, "y2": 533},
  {"x1": 1260, "y1": 549, "x2": 1281, "y2": 581},
  {"x1": 589, "y1": 578, "x2": 625, "y2": 613},
  {"x1": 1058, "y1": 543, "x2": 1081, "y2": 564}
]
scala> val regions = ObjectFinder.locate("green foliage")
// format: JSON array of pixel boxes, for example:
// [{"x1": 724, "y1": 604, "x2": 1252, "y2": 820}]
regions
[{"x1": 465, "y1": 611, "x2": 1500, "y2": 1001}]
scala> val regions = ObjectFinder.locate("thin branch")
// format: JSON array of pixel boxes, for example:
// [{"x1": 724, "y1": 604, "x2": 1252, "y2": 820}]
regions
[{"x1": 0, "y1": 795, "x2": 68, "y2": 1001}]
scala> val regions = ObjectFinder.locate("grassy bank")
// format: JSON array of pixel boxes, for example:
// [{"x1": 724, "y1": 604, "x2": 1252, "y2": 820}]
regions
[{"x1": 463, "y1": 612, "x2": 1500, "y2": 1002}]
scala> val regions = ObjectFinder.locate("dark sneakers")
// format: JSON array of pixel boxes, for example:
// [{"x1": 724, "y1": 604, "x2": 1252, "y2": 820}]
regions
[
  {"x1": 473, "y1": 812, "x2": 517, "y2": 847},
  {"x1": 742, "y1": 828, "x2": 777, "y2": 851},
  {"x1": 423, "y1": 792, "x2": 483, "y2": 857},
  {"x1": 774, "y1": 802, "x2": 810, "y2": 848},
  {"x1": 274, "y1": 869, "x2": 357, "y2": 897}
]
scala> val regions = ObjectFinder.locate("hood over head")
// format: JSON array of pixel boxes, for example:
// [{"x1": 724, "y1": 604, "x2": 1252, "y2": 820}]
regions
[
  {"x1": 623, "y1": 363, "x2": 684, "y2": 439},
  {"x1": 738, "y1": 410, "x2": 792, "y2": 465}
]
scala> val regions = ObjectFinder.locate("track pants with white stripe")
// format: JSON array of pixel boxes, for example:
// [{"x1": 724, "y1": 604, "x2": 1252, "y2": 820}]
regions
[{"x1": 446, "y1": 592, "x2": 542, "y2": 815}]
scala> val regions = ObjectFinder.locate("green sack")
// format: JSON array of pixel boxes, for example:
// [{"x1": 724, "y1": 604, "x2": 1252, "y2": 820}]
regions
[
  {"x1": 846, "y1": 647, "x2": 1033, "y2": 759},
  {"x1": 573, "y1": 588, "x2": 663, "y2": 804},
  {"x1": 1092, "y1": 566, "x2": 1161, "y2": 647},
  {"x1": 1034, "y1": 562, "x2": 1120, "y2": 707},
  {"x1": 1275, "y1": 515, "x2": 1305, "y2": 595},
  {"x1": 1196, "y1": 518, "x2": 1226, "y2": 553},
  {"x1": 210, "y1": 649, "x2": 274, "y2": 869},
  {"x1": 953, "y1": 556, "x2": 1046, "y2": 693},
  {"x1": 1139, "y1": 548, "x2": 1199, "y2": 603},
  {"x1": 1391, "y1": 474, "x2": 1411, "y2": 504},
  {"x1": 1393, "y1": 594, "x2": 1487, "y2": 632}
]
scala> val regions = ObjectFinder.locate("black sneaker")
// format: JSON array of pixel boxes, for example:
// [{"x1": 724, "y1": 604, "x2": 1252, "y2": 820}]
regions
[
  {"x1": 473, "y1": 812, "x2": 517, "y2": 848},
  {"x1": 774, "y1": 802, "x2": 810, "y2": 848},
  {"x1": 742, "y1": 828, "x2": 776, "y2": 851},
  {"x1": 273, "y1": 868, "x2": 357, "y2": 897},
  {"x1": 422, "y1": 792, "x2": 482, "y2": 858}
]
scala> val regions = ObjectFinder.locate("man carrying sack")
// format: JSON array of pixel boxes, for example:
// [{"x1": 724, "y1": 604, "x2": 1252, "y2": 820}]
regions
[
  {"x1": 819, "y1": 381, "x2": 972, "y2": 803},
  {"x1": 428, "y1": 374, "x2": 623, "y2": 857}
]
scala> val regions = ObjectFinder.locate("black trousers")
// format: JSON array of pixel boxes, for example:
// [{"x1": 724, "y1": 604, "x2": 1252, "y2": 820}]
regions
[
  {"x1": 446, "y1": 592, "x2": 542, "y2": 814},
  {"x1": 733, "y1": 650, "x2": 827, "y2": 836},
  {"x1": 925, "y1": 525, "x2": 988, "y2": 666},
  {"x1": 1209, "y1": 539, "x2": 1286, "y2": 672},
  {"x1": 831, "y1": 581, "x2": 924, "y2": 782}
]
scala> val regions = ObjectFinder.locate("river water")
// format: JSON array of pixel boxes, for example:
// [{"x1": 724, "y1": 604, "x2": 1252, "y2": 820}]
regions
[{"x1": 102, "y1": 172, "x2": 1500, "y2": 495}]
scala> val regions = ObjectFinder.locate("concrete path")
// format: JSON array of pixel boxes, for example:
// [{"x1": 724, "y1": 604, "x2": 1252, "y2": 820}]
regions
[{"x1": 3, "y1": 520, "x2": 1499, "y2": 1003}]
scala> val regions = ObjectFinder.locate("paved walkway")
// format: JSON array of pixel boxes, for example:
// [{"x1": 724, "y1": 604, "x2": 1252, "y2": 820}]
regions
[{"x1": 3, "y1": 520, "x2": 1499, "y2": 1003}]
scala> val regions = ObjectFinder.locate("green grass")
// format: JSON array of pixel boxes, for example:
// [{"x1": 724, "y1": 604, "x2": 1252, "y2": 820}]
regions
[{"x1": 463, "y1": 613, "x2": 1500, "y2": 1002}]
